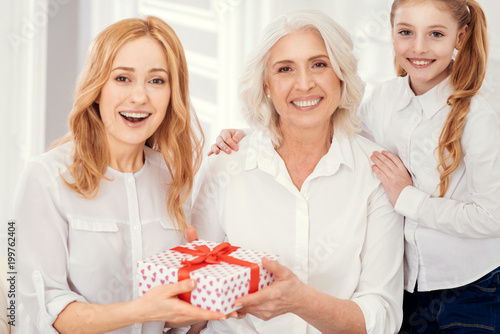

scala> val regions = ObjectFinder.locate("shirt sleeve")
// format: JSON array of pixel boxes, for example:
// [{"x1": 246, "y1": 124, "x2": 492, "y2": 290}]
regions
[
  {"x1": 358, "y1": 97, "x2": 376, "y2": 142},
  {"x1": 351, "y1": 184, "x2": 404, "y2": 334},
  {"x1": 190, "y1": 158, "x2": 226, "y2": 243},
  {"x1": 14, "y1": 159, "x2": 87, "y2": 332},
  {"x1": 394, "y1": 102, "x2": 500, "y2": 239}
]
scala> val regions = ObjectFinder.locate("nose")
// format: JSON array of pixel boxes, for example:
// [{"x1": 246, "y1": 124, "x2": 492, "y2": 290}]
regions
[
  {"x1": 130, "y1": 83, "x2": 148, "y2": 104},
  {"x1": 296, "y1": 68, "x2": 315, "y2": 91},
  {"x1": 414, "y1": 35, "x2": 428, "y2": 54}
]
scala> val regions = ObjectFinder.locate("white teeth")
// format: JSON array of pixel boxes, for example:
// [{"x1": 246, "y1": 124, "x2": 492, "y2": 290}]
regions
[
  {"x1": 292, "y1": 98, "x2": 322, "y2": 107},
  {"x1": 119, "y1": 112, "x2": 149, "y2": 118},
  {"x1": 412, "y1": 60, "x2": 431, "y2": 66}
]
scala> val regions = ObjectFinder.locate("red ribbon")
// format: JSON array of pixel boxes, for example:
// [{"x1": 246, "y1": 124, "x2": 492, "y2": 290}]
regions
[{"x1": 171, "y1": 242, "x2": 260, "y2": 303}]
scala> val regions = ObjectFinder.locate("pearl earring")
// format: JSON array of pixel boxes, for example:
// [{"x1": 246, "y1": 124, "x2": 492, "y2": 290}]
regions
[{"x1": 267, "y1": 95, "x2": 271, "y2": 99}]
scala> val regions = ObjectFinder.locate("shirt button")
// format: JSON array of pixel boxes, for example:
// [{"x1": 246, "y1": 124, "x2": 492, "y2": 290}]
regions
[
  {"x1": 413, "y1": 116, "x2": 419, "y2": 122},
  {"x1": 134, "y1": 323, "x2": 141, "y2": 328},
  {"x1": 128, "y1": 177, "x2": 134, "y2": 183},
  {"x1": 133, "y1": 225, "x2": 141, "y2": 231}
]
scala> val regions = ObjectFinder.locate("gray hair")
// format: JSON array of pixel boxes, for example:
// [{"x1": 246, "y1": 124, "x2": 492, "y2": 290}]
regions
[{"x1": 239, "y1": 9, "x2": 365, "y2": 147}]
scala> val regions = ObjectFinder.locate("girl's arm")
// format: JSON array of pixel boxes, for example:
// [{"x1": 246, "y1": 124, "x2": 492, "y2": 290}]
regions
[
  {"x1": 208, "y1": 129, "x2": 248, "y2": 156},
  {"x1": 372, "y1": 100, "x2": 500, "y2": 239}
]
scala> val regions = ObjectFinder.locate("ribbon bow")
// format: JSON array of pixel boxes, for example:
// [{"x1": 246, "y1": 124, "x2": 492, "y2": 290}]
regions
[
  {"x1": 178, "y1": 242, "x2": 238, "y2": 266},
  {"x1": 172, "y1": 242, "x2": 260, "y2": 303}
]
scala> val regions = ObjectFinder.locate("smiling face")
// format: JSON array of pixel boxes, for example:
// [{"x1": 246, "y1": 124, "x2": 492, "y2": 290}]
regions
[
  {"x1": 264, "y1": 29, "x2": 342, "y2": 137},
  {"x1": 392, "y1": 1, "x2": 467, "y2": 95},
  {"x1": 97, "y1": 36, "x2": 170, "y2": 154}
]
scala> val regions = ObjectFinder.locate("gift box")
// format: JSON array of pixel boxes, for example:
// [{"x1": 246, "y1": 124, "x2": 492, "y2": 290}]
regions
[{"x1": 137, "y1": 240, "x2": 278, "y2": 314}]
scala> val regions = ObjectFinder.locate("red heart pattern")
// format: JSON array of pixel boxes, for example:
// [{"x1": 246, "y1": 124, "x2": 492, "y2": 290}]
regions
[{"x1": 136, "y1": 240, "x2": 278, "y2": 314}]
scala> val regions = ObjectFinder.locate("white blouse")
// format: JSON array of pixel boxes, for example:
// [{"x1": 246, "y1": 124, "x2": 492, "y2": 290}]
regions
[
  {"x1": 360, "y1": 76, "x2": 500, "y2": 292},
  {"x1": 13, "y1": 142, "x2": 189, "y2": 334},
  {"x1": 191, "y1": 129, "x2": 404, "y2": 334}
]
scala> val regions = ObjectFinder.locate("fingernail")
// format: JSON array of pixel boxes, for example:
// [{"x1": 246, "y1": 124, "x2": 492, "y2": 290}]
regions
[
  {"x1": 219, "y1": 315, "x2": 227, "y2": 321},
  {"x1": 234, "y1": 302, "x2": 242, "y2": 308}
]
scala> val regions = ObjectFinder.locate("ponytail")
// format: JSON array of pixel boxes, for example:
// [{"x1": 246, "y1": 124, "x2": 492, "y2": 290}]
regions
[{"x1": 437, "y1": 0, "x2": 488, "y2": 197}]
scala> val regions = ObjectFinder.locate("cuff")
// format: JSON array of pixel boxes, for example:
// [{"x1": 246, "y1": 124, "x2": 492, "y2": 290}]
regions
[
  {"x1": 394, "y1": 186, "x2": 428, "y2": 221},
  {"x1": 352, "y1": 294, "x2": 390, "y2": 334}
]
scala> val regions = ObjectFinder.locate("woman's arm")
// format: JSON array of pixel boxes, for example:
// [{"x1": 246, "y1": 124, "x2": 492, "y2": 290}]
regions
[
  {"x1": 235, "y1": 183, "x2": 404, "y2": 334},
  {"x1": 14, "y1": 159, "x2": 225, "y2": 334},
  {"x1": 234, "y1": 258, "x2": 366, "y2": 334},
  {"x1": 53, "y1": 281, "x2": 224, "y2": 334}
]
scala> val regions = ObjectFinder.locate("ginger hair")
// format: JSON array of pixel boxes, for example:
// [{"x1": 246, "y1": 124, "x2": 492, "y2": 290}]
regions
[
  {"x1": 52, "y1": 17, "x2": 203, "y2": 231},
  {"x1": 390, "y1": 0, "x2": 488, "y2": 197}
]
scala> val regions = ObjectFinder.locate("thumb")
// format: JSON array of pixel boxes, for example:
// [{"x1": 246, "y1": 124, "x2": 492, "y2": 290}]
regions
[
  {"x1": 163, "y1": 279, "x2": 196, "y2": 297},
  {"x1": 262, "y1": 257, "x2": 285, "y2": 276}
]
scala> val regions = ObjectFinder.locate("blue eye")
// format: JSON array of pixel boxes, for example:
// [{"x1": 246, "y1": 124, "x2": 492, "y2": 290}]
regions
[
  {"x1": 431, "y1": 32, "x2": 444, "y2": 37},
  {"x1": 399, "y1": 30, "x2": 412, "y2": 36},
  {"x1": 151, "y1": 78, "x2": 165, "y2": 84}
]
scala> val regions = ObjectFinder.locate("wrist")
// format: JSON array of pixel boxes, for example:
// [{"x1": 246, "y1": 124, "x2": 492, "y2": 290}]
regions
[{"x1": 290, "y1": 281, "x2": 310, "y2": 315}]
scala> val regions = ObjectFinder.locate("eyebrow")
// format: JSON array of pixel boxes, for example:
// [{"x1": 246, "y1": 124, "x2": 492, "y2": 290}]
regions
[
  {"x1": 271, "y1": 54, "x2": 329, "y2": 67},
  {"x1": 395, "y1": 23, "x2": 449, "y2": 30},
  {"x1": 111, "y1": 66, "x2": 168, "y2": 74}
]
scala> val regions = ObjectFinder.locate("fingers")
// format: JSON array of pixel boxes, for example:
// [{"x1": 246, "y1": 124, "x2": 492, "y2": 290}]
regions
[
  {"x1": 186, "y1": 226, "x2": 199, "y2": 243},
  {"x1": 208, "y1": 144, "x2": 221, "y2": 156},
  {"x1": 232, "y1": 130, "x2": 246, "y2": 144},
  {"x1": 215, "y1": 136, "x2": 232, "y2": 154},
  {"x1": 220, "y1": 130, "x2": 240, "y2": 152}
]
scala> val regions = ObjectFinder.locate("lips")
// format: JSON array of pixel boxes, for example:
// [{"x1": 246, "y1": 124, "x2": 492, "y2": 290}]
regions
[
  {"x1": 291, "y1": 97, "x2": 322, "y2": 107},
  {"x1": 119, "y1": 112, "x2": 151, "y2": 123},
  {"x1": 408, "y1": 58, "x2": 435, "y2": 67}
]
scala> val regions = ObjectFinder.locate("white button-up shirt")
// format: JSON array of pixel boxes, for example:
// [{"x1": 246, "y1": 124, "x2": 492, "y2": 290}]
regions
[
  {"x1": 359, "y1": 76, "x2": 500, "y2": 292},
  {"x1": 191, "y1": 129, "x2": 404, "y2": 334},
  {"x1": 13, "y1": 142, "x2": 189, "y2": 334}
]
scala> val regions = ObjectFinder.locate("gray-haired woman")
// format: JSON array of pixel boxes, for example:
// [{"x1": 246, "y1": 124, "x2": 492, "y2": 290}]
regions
[{"x1": 192, "y1": 9, "x2": 404, "y2": 334}]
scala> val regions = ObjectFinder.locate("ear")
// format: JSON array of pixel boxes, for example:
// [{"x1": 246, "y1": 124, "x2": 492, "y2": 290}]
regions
[
  {"x1": 263, "y1": 83, "x2": 270, "y2": 97},
  {"x1": 456, "y1": 25, "x2": 468, "y2": 49}
]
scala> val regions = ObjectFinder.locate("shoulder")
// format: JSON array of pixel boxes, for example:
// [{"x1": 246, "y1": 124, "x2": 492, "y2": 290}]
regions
[
  {"x1": 27, "y1": 142, "x2": 74, "y2": 178},
  {"x1": 462, "y1": 95, "x2": 500, "y2": 150},
  {"x1": 366, "y1": 77, "x2": 405, "y2": 102},
  {"x1": 350, "y1": 133, "x2": 385, "y2": 156},
  {"x1": 144, "y1": 146, "x2": 168, "y2": 170}
]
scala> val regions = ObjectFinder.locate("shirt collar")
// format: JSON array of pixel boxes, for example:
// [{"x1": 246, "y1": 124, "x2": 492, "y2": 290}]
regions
[
  {"x1": 244, "y1": 129, "x2": 355, "y2": 177},
  {"x1": 397, "y1": 75, "x2": 453, "y2": 119},
  {"x1": 416, "y1": 76, "x2": 453, "y2": 119}
]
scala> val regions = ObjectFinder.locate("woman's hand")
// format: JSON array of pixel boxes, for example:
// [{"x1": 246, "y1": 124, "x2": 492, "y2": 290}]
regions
[
  {"x1": 134, "y1": 279, "x2": 226, "y2": 328},
  {"x1": 208, "y1": 129, "x2": 246, "y2": 156},
  {"x1": 370, "y1": 150, "x2": 413, "y2": 207},
  {"x1": 233, "y1": 257, "x2": 305, "y2": 321}
]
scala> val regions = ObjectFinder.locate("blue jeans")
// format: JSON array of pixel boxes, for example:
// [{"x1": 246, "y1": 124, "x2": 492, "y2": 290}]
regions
[{"x1": 400, "y1": 267, "x2": 500, "y2": 333}]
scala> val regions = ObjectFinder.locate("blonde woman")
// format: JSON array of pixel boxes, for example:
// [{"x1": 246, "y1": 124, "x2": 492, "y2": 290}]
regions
[{"x1": 13, "y1": 17, "x2": 226, "y2": 334}]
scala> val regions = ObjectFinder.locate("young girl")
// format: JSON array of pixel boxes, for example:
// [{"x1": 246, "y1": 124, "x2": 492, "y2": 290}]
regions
[{"x1": 212, "y1": 0, "x2": 500, "y2": 332}]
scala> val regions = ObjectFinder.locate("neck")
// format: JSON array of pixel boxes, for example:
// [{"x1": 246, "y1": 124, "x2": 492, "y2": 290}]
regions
[
  {"x1": 276, "y1": 123, "x2": 333, "y2": 190},
  {"x1": 108, "y1": 144, "x2": 145, "y2": 173},
  {"x1": 278, "y1": 122, "x2": 332, "y2": 156}
]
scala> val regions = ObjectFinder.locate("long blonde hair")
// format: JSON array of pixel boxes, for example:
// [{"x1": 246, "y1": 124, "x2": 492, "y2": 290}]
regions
[
  {"x1": 53, "y1": 17, "x2": 203, "y2": 230},
  {"x1": 390, "y1": 0, "x2": 488, "y2": 197}
]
